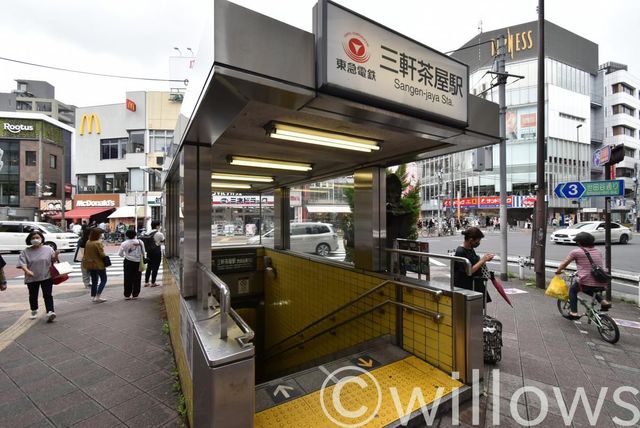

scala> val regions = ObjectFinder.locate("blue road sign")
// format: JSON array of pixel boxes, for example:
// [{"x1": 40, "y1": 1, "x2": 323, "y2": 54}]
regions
[
  {"x1": 560, "y1": 181, "x2": 586, "y2": 199},
  {"x1": 554, "y1": 183, "x2": 565, "y2": 198}
]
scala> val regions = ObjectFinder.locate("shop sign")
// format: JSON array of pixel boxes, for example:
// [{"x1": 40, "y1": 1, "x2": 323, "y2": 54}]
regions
[
  {"x1": 316, "y1": 0, "x2": 468, "y2": 125},
  {"x1": 489, "y1": 28, "x2": 535, "y2": 60},
  {"x1": 212, "y1": 195, "x2": 273, "y2": 207},
  {"x1": 3, "y1": 123, "x2": 34, "y2": 133},
  {"x1": 443, "y1": 195, "x2": 536, "y2": 209},
  {"x1": 126, "y1": 99, "x2": 137, "y2": 112},
  {"x1": 78, "y1": 113, "x2": 101, "y2": 135},
  {"x1": 0, "y1": 120, "x2": 38, "y2": 138},
  {"x1": 76, "y1": 199, "x2": 115, "y2": 207},
  {"x1": 212, "y1": 253, "x2": 257, "y2": 274},
  {"x1": 39, "y1": 199, "x2": 72, "y2": 211}
]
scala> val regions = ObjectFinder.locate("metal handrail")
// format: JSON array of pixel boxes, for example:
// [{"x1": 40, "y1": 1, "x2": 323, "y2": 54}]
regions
[
  {"x1": 229, "y1": 308, "x2": 254, "y2": 348},
  {"x1": 196, "y1": 263, "x2": 231, "y2": 339},
  {"x1": 385, "y1": 248, "x2": 473, "y2": 290},
  {"x1": 264, "y1": 278, "x2": 442, "y2": 355},
  {"x1": 265, "y1": 300, "x2": 441, "y2": 360}
]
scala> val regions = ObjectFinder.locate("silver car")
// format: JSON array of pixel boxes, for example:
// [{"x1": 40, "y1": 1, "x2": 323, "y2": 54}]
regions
[
  {"x1": 550, "y1": 221, "x2": 632, "y2": 245},
  {"x1": 248, "y1": 222, "x2": 339, "y2": 256}
]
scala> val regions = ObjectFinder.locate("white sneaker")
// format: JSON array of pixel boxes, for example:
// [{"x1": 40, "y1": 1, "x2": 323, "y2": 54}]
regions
[
  {"x1": 96, "y1": 298, "x2": 107, "y2": 303},
  {"x1": 46, "y1": 311, "x2": 56, "y2": 323},
  {"x1": 91, "y1": 297, "x2": 97, "y2": 302},
  {"x1": 29, "y1": 310, "x2": 37, "y2": 320}
]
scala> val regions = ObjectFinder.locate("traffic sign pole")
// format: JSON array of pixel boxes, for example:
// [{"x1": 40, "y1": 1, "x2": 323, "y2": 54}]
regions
[{"x1": 605, "y1": 168, "x2": 612, "y2": 302}]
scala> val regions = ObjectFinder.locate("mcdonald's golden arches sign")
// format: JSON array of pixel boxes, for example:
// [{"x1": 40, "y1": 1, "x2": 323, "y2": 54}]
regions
[{"x1": 79, "y1": 113, "x2": 101, "y2": 135}]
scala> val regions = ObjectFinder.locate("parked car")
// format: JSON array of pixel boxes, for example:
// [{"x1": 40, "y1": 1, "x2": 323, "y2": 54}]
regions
[
  {"x1": 0, "y1": 221, "x2": 79, "y2": 252},
  {"x1": 550, "y1": 221, "x2": 632, "y2": 245},
  {"x1": 247, "y1": 222, "x2": 339, "y2": 256}
]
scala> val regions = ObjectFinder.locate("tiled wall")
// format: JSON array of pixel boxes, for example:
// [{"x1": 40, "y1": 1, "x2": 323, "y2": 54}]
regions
[
  {"x1": 263, "y1": 250, "x2": 454, "y2": 377},
  {"x1": 162, "y1": 261, "x2": 193, "y2": 426}
]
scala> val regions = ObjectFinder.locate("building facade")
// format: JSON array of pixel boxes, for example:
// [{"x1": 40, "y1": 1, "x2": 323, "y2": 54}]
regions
[
  {"x1": 72, "y1": 91, "x2": 180, "y2": 229},
  {"x1": 594, "y1": 62, "x2": 640, "y2": 223},
  {"x1": 418, "y1": 21, "x2": 598, "y2": 224},
  {"x1": 0, "y1": 112, "x2": 74, "y2": 221}
]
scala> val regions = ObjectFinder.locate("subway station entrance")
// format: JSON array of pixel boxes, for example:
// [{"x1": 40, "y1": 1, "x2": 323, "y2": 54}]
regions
[{"x1": 162, "y1": 1, "x2": 499, "y2": 426}]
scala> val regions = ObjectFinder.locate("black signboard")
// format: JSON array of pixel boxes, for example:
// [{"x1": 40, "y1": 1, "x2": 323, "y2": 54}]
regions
[
  {"x1": 396, "y1": 239, "x2": 430, "y2": 278},
  {"x1": 212, "y1": 253, "x2": 257, "y2": 274}
]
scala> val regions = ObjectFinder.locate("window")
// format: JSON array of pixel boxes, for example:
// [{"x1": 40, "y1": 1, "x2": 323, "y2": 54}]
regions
[
  {"x1": 612, "y1": 83, "x2": 635, "y2": 96},
  {"x1": 612, "y1": 104, "x2": 635, "y2": 116},
  {"x1": 149, "y1": 130, "x2": 173, "y2": 153},
  {"x1": 25, "y1": 181, "x2": 37, "y2": 196},
  {"x1": 36, "y1": 102, "x2": 52, "y2": 112},
  {"x1": 16, "y1": 101, "x2": 32, "y2": 111},
  {"x1": 49, "y1": 154, "x2": 57, "y2": 169},
  {"x1": 624, "y1": 147, "x2": 636, "y2": 158},
  {"x1": 100, "y1": 138, "x2": 127, "y2": 160},
  {"x1": 612, "y1": 125, "x2": 635, "y2": 137},
  {"x1": 25, "y1": 151, "x2": 36, "y2": 166},
  {"x1": 128, "y1": 130, "x2": 145, "y2": 154},
  {"x1": 0, "y1": 224, "x2": 21, "y2": 232}
]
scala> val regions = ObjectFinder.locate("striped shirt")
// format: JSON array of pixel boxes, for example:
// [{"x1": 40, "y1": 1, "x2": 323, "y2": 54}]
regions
[{"x1": 568, "y1": 247, "x2": 607, "y2": 287}]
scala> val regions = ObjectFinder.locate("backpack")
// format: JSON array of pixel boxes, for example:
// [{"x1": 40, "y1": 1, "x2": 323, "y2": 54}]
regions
[
  {"x1": 140, "y1": 231, "x2": 160, "y2": 253},
  {"x1": 581, "y1": 248, "x2": 611, "y2": 283}
]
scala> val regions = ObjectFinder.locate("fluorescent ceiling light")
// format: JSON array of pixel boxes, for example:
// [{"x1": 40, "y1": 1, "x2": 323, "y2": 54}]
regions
[
  {"x1": 228, "y1": 156, "x2": 312, "y2": 172},
  {"x1": 268, "y1": 123, "x2": 380, "y2": 153},
  {"x1": 211, "y1": 173, "x2": 273, "y2": 183},
  {"x1": 211, "y1": 182, "x2": 252, "y2": 189}
]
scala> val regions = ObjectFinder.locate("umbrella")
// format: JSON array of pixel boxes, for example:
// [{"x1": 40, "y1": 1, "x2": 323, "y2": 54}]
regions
[{"x1": 490, "y1": 271, "x2": 513, "y2": 307}]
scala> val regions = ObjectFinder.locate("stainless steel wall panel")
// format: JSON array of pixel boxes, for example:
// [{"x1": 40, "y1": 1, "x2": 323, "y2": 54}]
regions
[
  {"x1": 354, "y1": 168, "x2": 385, "y2": 271},
  {"x1": 273, "y1": 187, "x2": 290, "y2": 250}
]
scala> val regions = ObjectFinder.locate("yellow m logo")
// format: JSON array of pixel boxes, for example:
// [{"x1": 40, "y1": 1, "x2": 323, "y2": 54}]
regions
[{"x1": 79, "y1": 113, "x2": 101, "y2": 135}]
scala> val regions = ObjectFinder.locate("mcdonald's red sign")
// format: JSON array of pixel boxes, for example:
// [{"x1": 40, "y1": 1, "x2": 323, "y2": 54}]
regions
[{"x1": 126, "y1": 99, "x2": 136, "y2": 112}]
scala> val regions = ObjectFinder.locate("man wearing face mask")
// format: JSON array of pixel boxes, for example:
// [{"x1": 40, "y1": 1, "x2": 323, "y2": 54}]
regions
[
  {"x1": 17, "y1": 231, "x2": 59, "y2": 322},
  {"x1": 453, "y1": 227, "x2": 494, "y2": 305}
]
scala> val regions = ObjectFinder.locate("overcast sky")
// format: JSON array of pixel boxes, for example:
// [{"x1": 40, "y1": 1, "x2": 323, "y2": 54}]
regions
[{"x1": 1, "y1": 0, "x2": 638, "y2": 108}]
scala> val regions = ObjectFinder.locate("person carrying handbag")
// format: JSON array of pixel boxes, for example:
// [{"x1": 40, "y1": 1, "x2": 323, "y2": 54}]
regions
[
  {"x1": 17, "y1": 231, "x2": 59, "y2": 322},
  {"x1": 82, "y1": 228, "x2": 108, "y2": 303},
  {"x1": 118, "y1": 229, "x2": 146, "y2": 300}
]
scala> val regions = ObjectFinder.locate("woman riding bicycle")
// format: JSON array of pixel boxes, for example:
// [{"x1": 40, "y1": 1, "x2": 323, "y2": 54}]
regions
[{"x1": 555, "y1": 231, "x2": 611, "y2": 319}]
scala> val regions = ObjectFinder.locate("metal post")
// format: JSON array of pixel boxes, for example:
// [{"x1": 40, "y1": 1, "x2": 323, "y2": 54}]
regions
[
  {"x1": 134, "y1": 190, "x2": 138, "y2": 233},
  {"x1": 576, "y1": 124, "x2": 583, "y2": 223},
  {"x1": 60, "y1": 151, "x2": 66, "y2": 228},
  {"x1": 534, "y1": 0, "x2": 547, "y2": 289},
  {"x1": 605, "y1": 165, "x2": 612, "y2": 302},
  {"x1": 450, "y1": 154, "x2": 454, "y2": 235},
  {"x1": 498, "y1": 35, "x2": 509, "y2": 281}
]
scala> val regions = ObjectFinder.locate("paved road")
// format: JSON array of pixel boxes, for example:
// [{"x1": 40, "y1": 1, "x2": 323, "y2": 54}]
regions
[{"x1": 420, "y1": 229, "x2": 639, "y2": 273}]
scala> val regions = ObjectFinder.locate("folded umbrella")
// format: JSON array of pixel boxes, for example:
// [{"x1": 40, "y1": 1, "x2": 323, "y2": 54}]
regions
[{"x1": 490, "y1": 271, "x2": 513, "y2": 307}]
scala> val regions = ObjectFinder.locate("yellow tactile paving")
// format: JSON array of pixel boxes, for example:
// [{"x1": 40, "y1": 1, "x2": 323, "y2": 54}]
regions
[{"x1": 255, "y1": 356, "x2": 463, "y2": 427}]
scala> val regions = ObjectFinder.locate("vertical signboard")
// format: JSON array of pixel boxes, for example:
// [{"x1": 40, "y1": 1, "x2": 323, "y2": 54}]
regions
[{"x1": 315, "y1": 0, "x2": 468, "y2": 126}]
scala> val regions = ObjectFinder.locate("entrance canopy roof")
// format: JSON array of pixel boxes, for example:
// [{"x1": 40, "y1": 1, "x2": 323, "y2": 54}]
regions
[
  {"x1": 170, "y1": 0, "x2": 499, "y2": 192},
  {"x1": 51, "y1": 207, "x2": 113, "y2": 220}
]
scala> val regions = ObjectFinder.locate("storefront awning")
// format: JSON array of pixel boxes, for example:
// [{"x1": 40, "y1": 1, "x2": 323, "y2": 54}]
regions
[
  {"x1": 306, "y1": 205, "x2": 351, "y2": 213},
  {"x1": 107, "y1": 206, "x2": 147, "y2": 219},
  {"x1": 51, "y1": 207, "x2": 114, "y2": 220}
]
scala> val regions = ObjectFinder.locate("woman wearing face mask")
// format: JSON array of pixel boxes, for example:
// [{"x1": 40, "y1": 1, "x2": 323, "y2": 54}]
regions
[
  {"x1": 17, "y1": 231, "x2": 59, "y2": 322},
  {"x1": 454, "y1": 227, "x2": 494, "y2": 304}
]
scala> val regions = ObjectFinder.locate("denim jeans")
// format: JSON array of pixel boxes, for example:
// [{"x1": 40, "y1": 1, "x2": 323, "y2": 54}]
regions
[
  {"x1": 569, "y1": 282, "x2": 604, "y2": 312},
  {"x1": 89, "y1": 269, "x2": 107, "y2": 297}
]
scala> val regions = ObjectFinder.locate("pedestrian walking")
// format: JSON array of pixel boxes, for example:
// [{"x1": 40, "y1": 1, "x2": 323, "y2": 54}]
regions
[
  {"x1": 118, "y1": 229, "x2": 146, "y2": 300},
  {"x1": 17, "y1": 231, "x2": 59, "y2": 322},
  {"x1": 0, "y1": 254, "x2": 7, "y2": 291},
  {"x1": 76, "y1": 226, "x2": 93, "y2": 288},
  {"x1": 82, "y1": 228, "x2": 108, "y2": 303},
  {"x1": 142, "y1": 220, "x2": 164, "y2": 287}
]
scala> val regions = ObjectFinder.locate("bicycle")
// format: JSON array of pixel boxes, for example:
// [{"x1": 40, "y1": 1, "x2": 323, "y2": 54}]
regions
[{"x1": 556, "y1": 273, "x2": 620, "y2": 344}]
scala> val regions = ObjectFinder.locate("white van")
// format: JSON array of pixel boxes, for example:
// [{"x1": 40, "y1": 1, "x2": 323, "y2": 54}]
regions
[
  {"x1": 0, "y1": 221, "x2": 79, "y2": 252},
  {"x1": 248, "y1": 222, "x2": 339, "y2": 256}
]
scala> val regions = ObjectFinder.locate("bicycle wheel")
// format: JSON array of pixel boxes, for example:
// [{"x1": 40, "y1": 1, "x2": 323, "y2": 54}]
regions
[
  {"x1": 557, "y1": 299, "x2": 572, "y2": 318},
  {"x1": 597, "y1": 314, "x2": 620, "y2": 344}
]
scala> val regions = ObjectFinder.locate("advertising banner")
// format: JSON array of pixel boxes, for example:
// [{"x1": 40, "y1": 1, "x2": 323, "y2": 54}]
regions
[{"x1": 506, "y1": 106, "x2": 537, "y2": 141}]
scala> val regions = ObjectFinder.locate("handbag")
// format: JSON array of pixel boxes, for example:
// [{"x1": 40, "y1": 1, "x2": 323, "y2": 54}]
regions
[
  {"x1": 138, "y1": 240, "x2": 147, "y2": 272},
  {"x1": 581, "y1": 248, "x2": 611, "y2": 283},
  {"x1": 103, "y1": 256, "x2": 112, "y2": 268},
  {"x1": 0, "y1": 254, "x2": 6, "y2": 269},
  {"x1": 50, "y1": 262, "x2": 71, "y2": 285},
  {"x1": 73, "y1": 246, "x2": 84, "y2": 263}
]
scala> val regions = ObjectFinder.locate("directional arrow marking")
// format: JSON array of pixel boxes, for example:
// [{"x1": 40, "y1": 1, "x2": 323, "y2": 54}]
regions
[
  {"x1": 273, "y1": 385, "x2": 294, "y2": 399},
  {"x1": 554, "y1": 184, "x2": 565, "y2": 198},
  {"x1": 357, "y1": 357, "x2": 373, "y2": 368}
]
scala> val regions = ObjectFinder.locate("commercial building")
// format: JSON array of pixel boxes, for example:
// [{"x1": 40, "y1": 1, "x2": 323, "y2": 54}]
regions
[
  {"x1": 72, "y1": 91, "x2": 180, "y2": 229},
  {"x1": 418, "y1": 21, "x2": 598, "y2": 224},
  {"x1": 593, "y1": 62, "x2": 640, "y2": 223},
  {"x1": 0, "y1": 80, "x2": 76, "y2": 186},
  {"x1": 0, "y1": 112, "x2": 74, "y2": 221}
]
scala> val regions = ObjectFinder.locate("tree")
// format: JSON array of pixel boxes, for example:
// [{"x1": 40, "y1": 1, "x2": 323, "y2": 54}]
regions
[{"x1": 388, "y1": 164, "x2": 421, "y2": 240}]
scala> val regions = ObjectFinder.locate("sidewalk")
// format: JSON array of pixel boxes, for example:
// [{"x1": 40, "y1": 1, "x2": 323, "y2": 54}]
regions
[
  {"x1": 446, "y1": 277, "x2": 640, "y2": 427},
  {"x1": 0, "y1": 279, "x2": 181, "y2": 427}
]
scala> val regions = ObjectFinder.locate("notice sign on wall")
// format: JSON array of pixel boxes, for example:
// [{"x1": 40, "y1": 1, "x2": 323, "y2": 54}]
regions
[{"x1": 315, "y1": 0, "x2": 468, "y2": 125}]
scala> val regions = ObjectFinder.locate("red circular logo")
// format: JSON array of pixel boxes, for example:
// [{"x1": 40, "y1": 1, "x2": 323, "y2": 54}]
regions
[{"x1": 342, "y1": 33, "x2": 370, "y2": 63}]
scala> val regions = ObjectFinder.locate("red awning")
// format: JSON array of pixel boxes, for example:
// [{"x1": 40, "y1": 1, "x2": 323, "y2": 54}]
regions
[{"x1": 50, "y1": 207, "x2": 115, "y2": 220}]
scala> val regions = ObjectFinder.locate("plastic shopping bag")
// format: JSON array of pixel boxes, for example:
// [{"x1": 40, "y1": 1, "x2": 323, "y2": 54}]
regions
[{"x1": 545, "y1": 275, "x2": 569, "y2": 301}]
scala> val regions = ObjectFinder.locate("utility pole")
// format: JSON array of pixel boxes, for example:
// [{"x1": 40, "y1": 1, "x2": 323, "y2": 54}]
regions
[
  {"x1": 534, "y1": 0, "x2": 547, "y2": 289},
  {"x1": 604, "y1": 164, "x2": 612, "y2": 302},
  {"x1": 497, "y1": 35, "x2": 509, "y2": 281}
]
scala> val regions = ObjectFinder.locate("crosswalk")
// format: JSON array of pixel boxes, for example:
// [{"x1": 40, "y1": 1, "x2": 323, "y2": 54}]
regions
[
  {"x1": 15, "y1": 254, "x2": 163, "y2": 280},
  {"x1": 324, "y1": 251, "x2": 447, "y2": 266}
]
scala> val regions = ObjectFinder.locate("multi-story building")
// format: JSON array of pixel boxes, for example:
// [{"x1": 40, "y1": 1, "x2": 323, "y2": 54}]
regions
[
  {"x1": 0, "y1": 79, "x2": 76, "y2": 187},
  {"x1": 0, "y1": 112, "x2": 74, "y2": 221},
  {"x1": 594, "y1": 62, "x2": 640, "y2": 223},
  {"x1": 418, "y1": 21, "x2": 598, "y2": 225},
  {"x1": 72, "y1": 91, "x2": 180, "y2": 229}
]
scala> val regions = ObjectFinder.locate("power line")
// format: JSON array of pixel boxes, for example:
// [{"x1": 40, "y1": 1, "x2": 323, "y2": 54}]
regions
[
  {"x1": 444, "y1": 39, "x2": 494, "y2": 55},
  {"x1": 0, "y1": 56, "x2": 185, "y2": 83}
]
